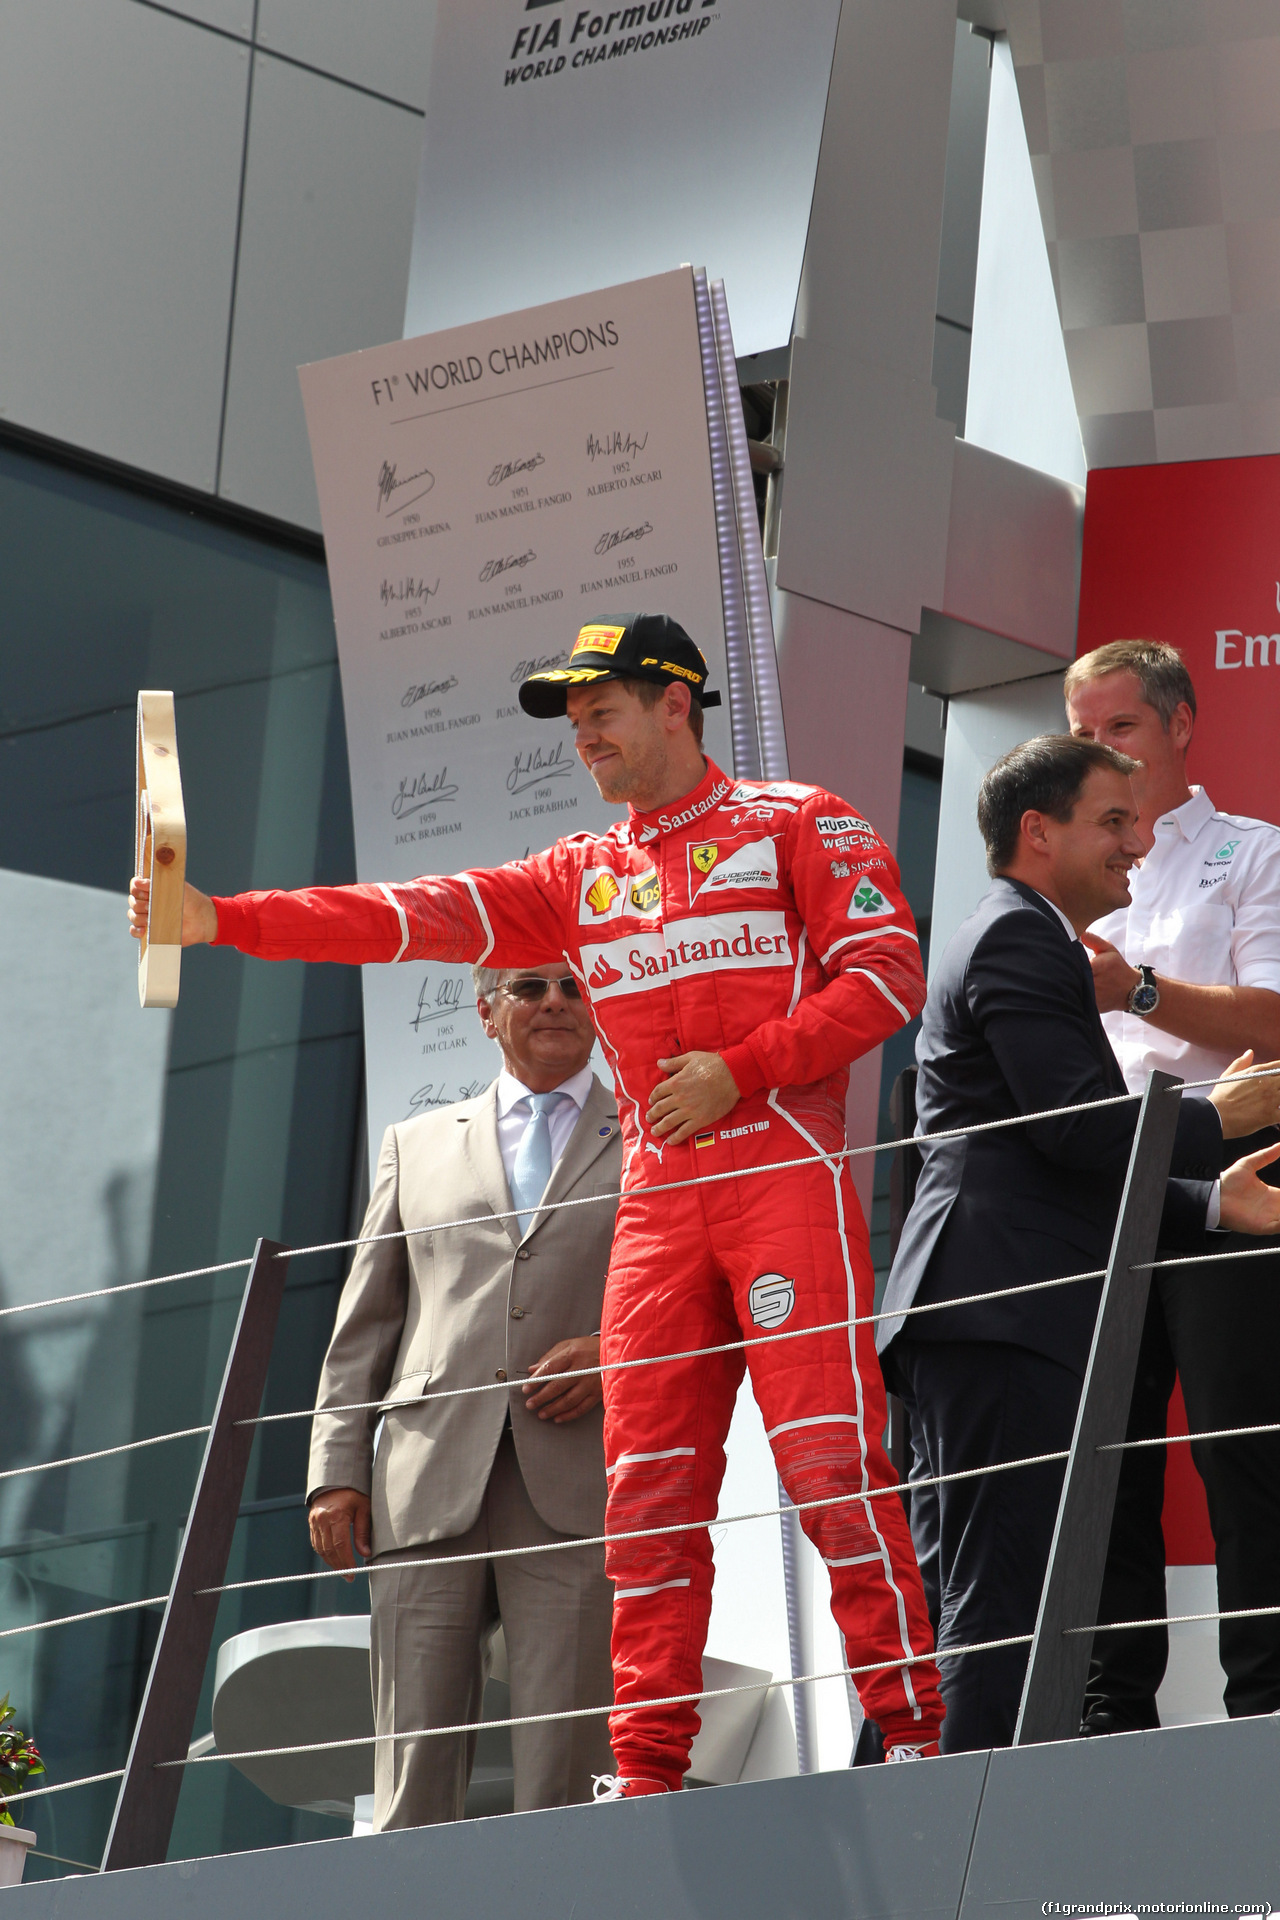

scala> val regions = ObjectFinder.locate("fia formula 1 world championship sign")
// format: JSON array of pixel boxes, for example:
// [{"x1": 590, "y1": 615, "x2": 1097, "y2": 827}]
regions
[
  {"x1": 508, "y1": 0, "x2": 716, "y2": 79},
  {"x1": 405, "y1": 0, "x2": 843, "y2": 358}
]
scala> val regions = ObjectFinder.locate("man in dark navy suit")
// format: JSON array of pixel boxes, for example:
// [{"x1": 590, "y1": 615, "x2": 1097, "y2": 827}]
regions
[{"x1": 877, "y1": 735, "x2": 1280, "y2": 1754}]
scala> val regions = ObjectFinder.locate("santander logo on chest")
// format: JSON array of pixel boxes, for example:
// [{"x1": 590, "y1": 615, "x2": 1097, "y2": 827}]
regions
[{"x1": 581, "y1": 912, "x2": 791, "y2": 1000}]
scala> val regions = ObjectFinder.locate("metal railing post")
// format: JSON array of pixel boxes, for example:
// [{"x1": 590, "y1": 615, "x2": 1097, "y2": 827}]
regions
[
  {"x1": 100, "y1": 1237, "x2": 291, "y2": 1871},
  {"x1": 1013, "y1": 1072, "x2": 1182, "y2": 1745}
]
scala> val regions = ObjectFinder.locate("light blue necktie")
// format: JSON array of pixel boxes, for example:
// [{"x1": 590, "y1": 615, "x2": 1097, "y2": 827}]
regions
[{"x1": 510, "y1": 1091, "x2": 564, "y2": 1237}]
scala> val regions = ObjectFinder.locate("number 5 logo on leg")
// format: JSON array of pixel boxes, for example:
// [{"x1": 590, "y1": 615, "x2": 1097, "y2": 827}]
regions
[{"x1": 135, "y1": 690, "x2": 187, "y2": 1009}]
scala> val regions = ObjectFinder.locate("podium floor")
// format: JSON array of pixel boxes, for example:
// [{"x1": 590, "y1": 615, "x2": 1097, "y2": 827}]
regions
[{"x1": 11, "y1": 1714, "x2": 1280, "y2": 1918}]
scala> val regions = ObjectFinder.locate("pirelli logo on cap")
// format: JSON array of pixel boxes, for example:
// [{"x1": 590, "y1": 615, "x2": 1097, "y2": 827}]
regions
[{"x1": 573, "y1": 623, "x2": 626, "y2": 657}]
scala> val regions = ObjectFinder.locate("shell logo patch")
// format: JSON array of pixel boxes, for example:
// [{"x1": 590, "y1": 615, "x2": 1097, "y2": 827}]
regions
[
  {"x1": 585, "y1": 873, "x2": 621, "y2": 917},
  {"x1": 748, "y1": 1274, "x2": 795, "y2": 1329},
  {"x1": 691, "y1": 844, "x2": 719, "y2": 875},
  {"x1": 573, "y1": 623, "x2": 626, "y2": 657},
  {"x1": 629, "y1": 871, "x2": 660, "y2": 913},
  {"x1": 848, "y1": 879, "x2": 889, "y2": 918}
]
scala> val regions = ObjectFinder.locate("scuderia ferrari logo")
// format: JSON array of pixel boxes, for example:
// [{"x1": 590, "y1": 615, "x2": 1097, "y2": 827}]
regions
[{"x1": 688, "y1": 837, "x2": 779, "y2": 897}]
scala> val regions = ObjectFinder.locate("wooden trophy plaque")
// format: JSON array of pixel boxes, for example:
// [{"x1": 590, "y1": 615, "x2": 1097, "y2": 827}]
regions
[{"x1": 136, "y1": 690, "x2": 187, "y2": 1009}]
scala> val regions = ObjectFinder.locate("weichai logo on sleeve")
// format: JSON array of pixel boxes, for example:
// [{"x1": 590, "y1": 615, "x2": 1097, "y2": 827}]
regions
[{"x1": 572, "y1": 623, "x2": 626, "y2": 656}]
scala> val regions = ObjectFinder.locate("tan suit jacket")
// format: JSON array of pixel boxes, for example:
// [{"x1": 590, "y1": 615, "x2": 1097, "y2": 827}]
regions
[{"x1": 307, "y1": 1075, "x2": 621, "y2": 1549}]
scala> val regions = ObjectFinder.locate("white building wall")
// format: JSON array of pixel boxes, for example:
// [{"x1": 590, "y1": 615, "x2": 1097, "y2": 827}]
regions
[
  {"x1": 0, "y1": 0, "x2": 433, "y2": 528},
  {"x1": 928, "y1": 670, "x2": 1068, "y2": 974}
]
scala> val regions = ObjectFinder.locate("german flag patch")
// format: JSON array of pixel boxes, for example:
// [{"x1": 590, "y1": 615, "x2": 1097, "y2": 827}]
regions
[{"x1": 694, "y1": 1131, "x2": 715, "y2": 1150}]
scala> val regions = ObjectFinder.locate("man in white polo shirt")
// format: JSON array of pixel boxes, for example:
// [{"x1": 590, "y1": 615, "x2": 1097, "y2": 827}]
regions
[{"x1": 1067, "y1": 639, "x2": 1280, "y2": 1731}]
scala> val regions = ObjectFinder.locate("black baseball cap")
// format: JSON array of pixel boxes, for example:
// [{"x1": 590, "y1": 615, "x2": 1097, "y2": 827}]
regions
[{"x1": 518, "y1": 612, "x2": 722, "y2": 718}]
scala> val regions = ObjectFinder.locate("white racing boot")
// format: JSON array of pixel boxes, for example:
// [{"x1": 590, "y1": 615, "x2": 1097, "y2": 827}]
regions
[{"x1": 592, "y1": 1774, "x2": 672, "y2": 1802}]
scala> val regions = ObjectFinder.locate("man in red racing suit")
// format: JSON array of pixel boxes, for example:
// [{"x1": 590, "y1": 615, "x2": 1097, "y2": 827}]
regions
[{"x1": 136, "y1": 616, "x2": 944, "y2": 1789}]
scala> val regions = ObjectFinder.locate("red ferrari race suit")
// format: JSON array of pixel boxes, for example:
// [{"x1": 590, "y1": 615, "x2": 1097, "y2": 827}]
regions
[{"x1": 211, "y1": 758, "x2": 944, "y2": 1781}]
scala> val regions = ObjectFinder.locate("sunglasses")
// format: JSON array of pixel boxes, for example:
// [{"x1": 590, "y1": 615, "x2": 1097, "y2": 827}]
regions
[{"x1": 496, "y1": 975, "x2": 583, "y2": 1003}]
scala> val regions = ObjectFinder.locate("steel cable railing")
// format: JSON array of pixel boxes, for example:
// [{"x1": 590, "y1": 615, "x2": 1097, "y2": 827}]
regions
[
  {"x1": 4, "y1": 1063, "x2": 1274, "y2": 1337},
  {"x1": 19, "y1": 1585, "x2": 1280, "y2": 1813},
  {"x1": 0, "y1": 1084, "x2": 1159, "y2": 1336},
  {"x1": 10, "y1": 1066, "x2": 1280, "y2": 1850}
]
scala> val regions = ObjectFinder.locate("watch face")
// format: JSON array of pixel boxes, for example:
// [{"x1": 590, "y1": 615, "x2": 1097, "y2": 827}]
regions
[{"x1": 1130, "y1": 983, "x2": 1160, "y2": 1015}]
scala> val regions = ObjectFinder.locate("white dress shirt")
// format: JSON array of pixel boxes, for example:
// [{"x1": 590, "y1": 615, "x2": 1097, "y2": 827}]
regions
[
  {"x1": 1034, "y1": 890, "x2": 1080, "y2": 947},
  {"x1": 495, "y1": 1062, "x2": 595, "y2": 1194},
  {"x1": 1091, "y1": 787, "x2": 1280, "y2": 1095},
  {"x1": 1032, "y1": 880, "x2": 1223, "y2": 1226}
]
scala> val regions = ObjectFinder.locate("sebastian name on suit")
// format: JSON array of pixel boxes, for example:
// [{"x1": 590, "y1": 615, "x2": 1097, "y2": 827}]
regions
[
  {"x1": 878, "y1": 736, "x2": 1280, "y2": 1754},
  {"x1": 307, "y1": 962, "x2": 622, "y2": 1828}
]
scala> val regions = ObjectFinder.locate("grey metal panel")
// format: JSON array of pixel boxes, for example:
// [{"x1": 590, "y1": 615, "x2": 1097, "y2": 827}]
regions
[
  {"x1": 255, "y1": 0, "x2": 436, "y2": 109},
  {"x1": 10, "y1": 1752, "x2": 991, "y2": 1919},
  {"x1": 933, "y1": 319, "x2": 973, "y2": 435},
  {"x1": 403, "y1": 0, "x2": 842, "y2": 360},
  {"x1": 0, "y1": 0, "x2": 248, "y2": 490},
  {"x1": 794, "y1": 0, "x2": 956, "y2": 381},
  {"x1": 217, "y1": 52, "x2": 423, "y2": 530},
  {"x1": 156, "y1": 0, "x2": 254, "y2": 33},
  {"x1": 912, "y1": 617, "x2": 1069, "y2": 698},
  {"x1": 937, "y1": 22, "x2": 994, "y2": 331},
  {"x1": 777, "y1": 338, "x2": 954, "y2": 637},
  {"x1": 930, "y1": 438, "x2": 1083, "y2": 669},
  {"x1": 960, "y1": 1717, "x2": 1280, "y2": 1919},
  {"x1": 769, "y1": 578, "x2": 914, "y2": 1218}
]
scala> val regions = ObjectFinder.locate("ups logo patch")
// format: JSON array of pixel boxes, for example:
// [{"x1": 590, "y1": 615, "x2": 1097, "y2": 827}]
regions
[{"x1": 629, "y1": 871, "x2": 660, "y2": 913}]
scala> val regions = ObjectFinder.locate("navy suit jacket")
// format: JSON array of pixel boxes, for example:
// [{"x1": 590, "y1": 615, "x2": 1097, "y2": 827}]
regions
[{"x1": 878, "y1": 877, "x2": 1222, "y2": 1378}]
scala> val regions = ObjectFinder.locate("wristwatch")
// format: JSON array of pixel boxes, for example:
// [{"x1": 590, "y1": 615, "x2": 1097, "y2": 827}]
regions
[{"x1": 1126, "y1": 964, "x2": 1160, "y2": 1018}]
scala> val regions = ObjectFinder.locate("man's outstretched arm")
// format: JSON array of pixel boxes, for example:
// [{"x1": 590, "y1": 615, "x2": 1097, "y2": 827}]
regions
[{"x1": 129, "y1": 855, "x2": 574, "y2": 969}]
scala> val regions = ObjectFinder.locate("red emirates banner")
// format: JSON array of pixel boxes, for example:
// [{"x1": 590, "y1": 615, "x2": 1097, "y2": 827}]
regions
[
  {"x1": 1079, "y1": 454, "x2": 1280, "y2": 821},
  {"x1": 1079, "y1": 452, "x2": 1280, "y2": 1563}
]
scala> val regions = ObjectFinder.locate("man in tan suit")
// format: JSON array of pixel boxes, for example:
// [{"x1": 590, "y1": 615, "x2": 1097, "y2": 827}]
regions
[{"x1": 306, "y1": 961, "x2": 621, "y2": 1828}]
